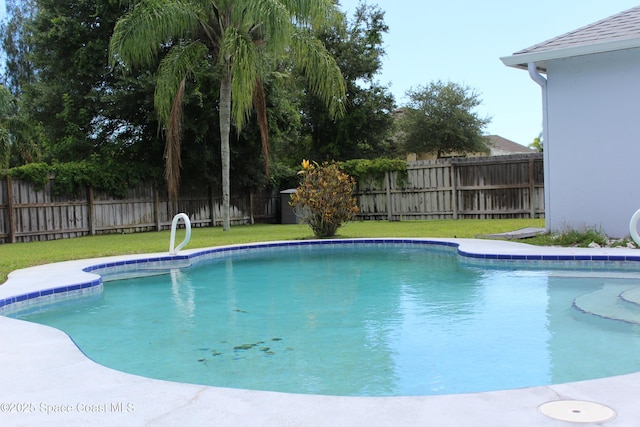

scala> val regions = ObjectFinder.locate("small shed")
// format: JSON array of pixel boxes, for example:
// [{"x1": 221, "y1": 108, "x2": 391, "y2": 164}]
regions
[
  {"x1": 280, "y1": 189, "x2": 301, "y2": 224},
  {"x1": 501, "y1": 6, "x2": 640, "y2": 237}
]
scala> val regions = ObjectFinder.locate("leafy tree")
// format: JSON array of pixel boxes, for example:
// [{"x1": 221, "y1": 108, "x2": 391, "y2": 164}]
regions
[
  {"x1": 110, "y1": 0, "x2": 346, "y2": 231},
  {"x1": 399, "y1": 81, "x2": 491, "y2": 158},
  {"x1": 529, "y1": 132, "x2": 543, "y2": 152},
  {"x1": 0, "y1": 0, "x2": 37, "y2": 95},
  {"x1": 23, "y1": 0, "x2": 128, "y2": 160},
  {"x1": 4, "y1": 0, "x2": 165, "y2": 171},
  {"x1": 0, "y1": 83, "x2": 41, "y2": 168},
  {"x1": 0, "y1": 85, "x2": 13, "y2": 168},
  {"x1": 0, "y1": 0, "x2": 172, "y2": 188},
  {"x1": 298, "y1": 1, "x2": 395, "y2": 162}
]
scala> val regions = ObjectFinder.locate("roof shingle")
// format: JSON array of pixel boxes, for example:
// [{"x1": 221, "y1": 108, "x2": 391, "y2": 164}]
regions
[
  {"x1": 501, "y1": 6, "x2": 640, "y2": 70},
  {"x1": 515, "y1": 6, "x2": 640, "y2": 56}
]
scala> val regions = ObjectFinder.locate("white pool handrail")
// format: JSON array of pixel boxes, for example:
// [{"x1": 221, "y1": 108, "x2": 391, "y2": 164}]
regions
[
  {"x1": 169, "y1": 213, "x2": 192, "y2": 255},
  {"x1": 629, "y1": 209, "x2": 640, "y2": 246}
]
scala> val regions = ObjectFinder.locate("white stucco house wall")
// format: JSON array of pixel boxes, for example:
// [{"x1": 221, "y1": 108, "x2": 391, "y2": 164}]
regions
[{"x1": 501, "y1": 6, "x2": 640, "y2": 237}]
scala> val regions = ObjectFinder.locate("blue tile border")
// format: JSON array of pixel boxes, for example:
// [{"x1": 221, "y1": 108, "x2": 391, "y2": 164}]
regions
[
  {"x1": 3, "y1": 238, "x2": 640, "y2": 313},
  {"x1": 0, "y1": 277, "x2": 102, "y2": 314}
]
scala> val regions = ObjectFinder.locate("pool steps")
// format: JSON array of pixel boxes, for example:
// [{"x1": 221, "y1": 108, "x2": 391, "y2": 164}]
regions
[
  {"x1": 573, "y1": 284, "x2": 640, "y2": 324},
  {"x1": 620, "y1": 286, "x2": 640, "y2": 305},
  {"x1": 100, "y1": 262, "x2": 193, "y2": 282}
]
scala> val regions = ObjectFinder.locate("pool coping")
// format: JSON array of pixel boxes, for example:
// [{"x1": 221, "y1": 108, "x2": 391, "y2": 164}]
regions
[{"x1": 2, "y1": 238, "x2": 640, "y2": 426}]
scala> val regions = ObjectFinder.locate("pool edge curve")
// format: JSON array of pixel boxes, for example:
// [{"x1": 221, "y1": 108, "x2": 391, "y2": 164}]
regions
[{"x1": 1, "y1": 238, "x2": 640, "y2": 426}]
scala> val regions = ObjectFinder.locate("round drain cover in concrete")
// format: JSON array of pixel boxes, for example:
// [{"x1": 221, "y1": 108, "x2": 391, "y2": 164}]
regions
[{"x1": 539, "y1": 400, "x2": 616, "y2": 423}]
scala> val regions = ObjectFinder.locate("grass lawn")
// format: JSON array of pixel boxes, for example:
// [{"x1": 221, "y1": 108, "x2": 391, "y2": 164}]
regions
[{"x1": 0, "y1": 218, "x2": 544, "y2": 285}]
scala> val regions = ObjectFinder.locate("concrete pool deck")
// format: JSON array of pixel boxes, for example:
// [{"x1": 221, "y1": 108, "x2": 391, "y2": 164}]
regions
[{"x1": 2, "y1": 238, "x2": 640, "y2": 426}]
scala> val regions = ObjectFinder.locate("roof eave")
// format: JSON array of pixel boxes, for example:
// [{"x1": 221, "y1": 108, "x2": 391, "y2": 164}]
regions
[{"x1": 500, "y1": 37, "x2": 640, "y2": 72}]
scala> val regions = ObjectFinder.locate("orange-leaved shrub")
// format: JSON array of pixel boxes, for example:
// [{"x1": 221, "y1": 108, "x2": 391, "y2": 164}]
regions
[{"x1": 289, "y1": 160, "x2": 359, "y2": 238}]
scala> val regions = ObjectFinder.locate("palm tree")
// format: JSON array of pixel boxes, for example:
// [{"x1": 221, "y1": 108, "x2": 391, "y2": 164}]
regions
[{"x1": 109, "y1": 0, "x2": 346, "y2": 230}]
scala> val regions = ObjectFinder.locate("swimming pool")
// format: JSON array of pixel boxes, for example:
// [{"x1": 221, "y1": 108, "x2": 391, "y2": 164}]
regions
[
  {"x1": 5, "y1": 240, "x2": 640, "y2": 397},
  {"x1": 2, "y1": 238, "x2": 640, "y2": 425}
]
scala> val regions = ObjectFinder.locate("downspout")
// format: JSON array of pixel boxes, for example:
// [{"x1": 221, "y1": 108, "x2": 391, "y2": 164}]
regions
[
  {"x1": 527, "y1": 62, "x2": 551, "y2": 233},
  {"x1": 527, "y1": 62, "x2": 547, "y2": 87}
]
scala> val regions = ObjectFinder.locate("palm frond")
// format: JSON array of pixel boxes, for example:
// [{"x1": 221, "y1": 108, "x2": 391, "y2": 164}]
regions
[
  {"x1": 1, "y1": 113, "x2": 42, "y2": 167},
  {"x1": 11, "y1": 123, "x2": 41, "y2": 164},
  {"x1": 154, "y1": 41, "x2": 208, "y2": 204},
  {"x1": 165, "y1": 78, "x2": 186, "y2": 204},
  {"x1": 0, "y1": 85, "x2": 16, "y2": 119},
  {"x1": 222, "y1": 27, "x2": 258, "y2": 131},
  {"x1": 109, "y1": 0, "x2": 204, "y2": 69},
  {"x1": 279, "y1": 0, "x2": 341, "y2": 30},
  {"x1": 290, "y1": 28, "x2": 346, "y2": 118},
  {"x1": 252, "y1": 77, "x2": 269, "y2": 176},
  {"x1": 241, "y1": 0, "x2": 291, "y2": 50},
  {"x1": 154, "y1": 41, "x2": 209, "y2": 124}
]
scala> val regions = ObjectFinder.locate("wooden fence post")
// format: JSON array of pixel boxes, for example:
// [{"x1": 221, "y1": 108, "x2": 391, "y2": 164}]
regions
[
  {"x1": 249, "y1": 192, "x2": 255, "y2": 225},
  {"x1": 529, "y1": 157, "x2": 535, "y2": 218},
  {"x1": 385, "y1": 171, "x2": 392, "y2": 221},
  {"x1": 87, "y1": 186, "x2": 95, "y2": 235},
  {"x1": 153, "y1": 185, "x2": 161, "y2": 231},
  {"x1": 7, "y1": 176, "x2": 15, "y2": 243},
  {"x1": 451, "y1": 163, "x2": 458, "y2": 220},
  {"x1": 209, "y1": 186, "x2": 216, "y2": 227}
]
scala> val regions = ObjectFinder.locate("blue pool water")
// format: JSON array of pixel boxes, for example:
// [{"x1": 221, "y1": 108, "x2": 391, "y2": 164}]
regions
[{"x1": 14, "y1": 243, "x2": 640, "y2": 396}]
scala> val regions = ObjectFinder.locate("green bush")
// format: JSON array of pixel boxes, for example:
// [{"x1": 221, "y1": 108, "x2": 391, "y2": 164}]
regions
[
  {"x1": 2, "y1": 158, "x2": 158, "y2": 198},
  {"x1": 289, "y1": 160, "x2": 359, "y2": 238},
  {"x1": 5, "y1": 163, "x2": 50, "y2": 190},
  {"x1": 527, "y1": 227, "x2": 609, "y2": 247},
  {"x1": 340, "y1": 158, "x2": 408, "y2": 186}
]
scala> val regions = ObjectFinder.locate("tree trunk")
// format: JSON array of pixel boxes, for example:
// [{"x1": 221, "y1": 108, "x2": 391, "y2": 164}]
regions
[{"x1": 219, "y1": 71, "x2": 232, "y2": 231}]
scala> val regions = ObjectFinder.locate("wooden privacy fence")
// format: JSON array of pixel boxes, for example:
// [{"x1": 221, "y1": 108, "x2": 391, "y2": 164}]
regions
[
  {"x1": 0, "y1": 177, "x2": 279, "y2": 243},
  {"x1": 0, "y1": 153, "x2": 543, "y2": 243},
  {"x1": 355, "y1": 153, "x2": 544, "y2": 221}
]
